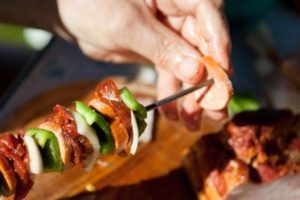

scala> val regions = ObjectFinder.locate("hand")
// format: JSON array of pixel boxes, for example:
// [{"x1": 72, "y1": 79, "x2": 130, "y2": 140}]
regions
[{"x1": 56, "y1": 0, "x2": 231, "y2": 131}]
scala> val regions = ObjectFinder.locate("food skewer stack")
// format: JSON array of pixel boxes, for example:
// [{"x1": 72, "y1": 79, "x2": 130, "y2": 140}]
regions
[
  {"x1": 0, "y1": 56, "x2": 234, "y2": 199},
  {"x1": 0, "y1": 79, "x2": 147, "y2": 199}
]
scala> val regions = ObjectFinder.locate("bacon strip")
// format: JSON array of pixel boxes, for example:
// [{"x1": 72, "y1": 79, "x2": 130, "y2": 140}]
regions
[
  {"x1": 89, "y1": 98, "x2": 117, "y2": 118},
  {"x1": 199, "y1": 56, "x2": 233, "y2": 111},
  {"x1": 96, "y1": 79, "x2": 131, "y2": 132},
  {"x1": 46, "y1": 105, "x2": 93, "y2": 167},
  {"x1": 92, "y1": 80, "x2": 132, "y2": 151},
  {"x1": 0, "y1": 154, "x2": 16, "y2": 196},
  {"x1": 110, "y1": 118, "x2": 129, "y2": 153},
  {"x1": 0, "y1": 133, "x2": 33, "y2": 199}
]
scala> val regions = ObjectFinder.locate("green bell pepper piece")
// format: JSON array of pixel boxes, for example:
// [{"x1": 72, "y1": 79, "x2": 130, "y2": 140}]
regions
[
  {"x1": 135, "y1": 114, "x2": 147, "y2": 136},
  {"x1": 0, "y1": 173, "x2": 10, "y2": 197},
  {"x1": 26, "y1": 128, "x2": 64, "y2": 173},
  {"x1": 228, "y1": 94, "x2": 261, "y2": 116},
  {"x1": 120, "y1": 87, "x2": 147, "y2": 120},
  {"x1": 75, "y1": 101, "x2": 114, "y2": 155}
]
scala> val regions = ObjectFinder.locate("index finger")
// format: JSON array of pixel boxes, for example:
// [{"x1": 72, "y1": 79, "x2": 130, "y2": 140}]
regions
[
  {"x1": 195, "y1": 0, "x2": 231, "y2": 72},
  {"x1": 156, "y1": 0, "x2": 224, "y2": 16}
]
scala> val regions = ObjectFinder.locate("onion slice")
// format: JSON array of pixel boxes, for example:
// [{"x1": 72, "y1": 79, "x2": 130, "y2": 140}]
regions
[
  {"x1": 72, "y1": 111, "x2": 100, "y2": 171},
  {"x1": 130, "y1": 110, "x2": 139, "y2": 155},
  {"x1": 24, "y1": 135, "x2": 43, "y2": 174}
]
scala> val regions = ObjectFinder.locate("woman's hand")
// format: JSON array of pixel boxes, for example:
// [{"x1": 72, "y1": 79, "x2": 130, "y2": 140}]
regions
[
  {"x1": 55, "y1": 0, "x2": 231, "y2": 131},
  {"x1": 0, "y1": 0, "x2": 230, "y2": 131}
]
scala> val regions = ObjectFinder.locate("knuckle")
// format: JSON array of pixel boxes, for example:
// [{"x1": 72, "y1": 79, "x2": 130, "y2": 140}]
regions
[
  {"x1": 106, "y1": 3, "x2": 140, "y2": 38},
  {"x1": 154, "y1": 39, "x2": 178, "y2": 68}
]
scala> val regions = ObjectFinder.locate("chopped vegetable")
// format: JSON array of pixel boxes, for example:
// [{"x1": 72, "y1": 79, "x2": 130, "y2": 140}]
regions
[
  {"x1": 0, "y1": 174, "x2": 9, "y2": 197},
  {"x1": 75, "y1": 101, "x2": 114, "y2": 155},
  {"x1": 0, "y1": 155, "x2": 16, "y2": 196},
  {"x1": 71, "y1": 111, "x2": 100, "y2": 171},
  {"x1": 120, "y1": 87, "x2": 147, "y2": 135},
  {"x1": 229, "y1": 94, "x2": 261, "y2": 116},
  {"x1": 120, "y1": 87, "x2": 147, "y2": 120},
  {"x1": 135, "y1": 116, "x2": 147, "y2": 136},
  {"x1": 130, "y1": 110, "x2": 139, "y2": 155},
  {"x1": 23, "y1": 134, "x2": 43, "y2": 174},
  {"x1": 39, "y1": 122, "x2": 70, "y2": 166},
  {"x1": 26, "y1": 128, "x2": 64, "y2": 173}
]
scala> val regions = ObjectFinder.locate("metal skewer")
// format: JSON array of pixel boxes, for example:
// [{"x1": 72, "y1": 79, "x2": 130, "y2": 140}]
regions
[{"x1": 145, "y1": 79, "x2": 214, "y2": 111}]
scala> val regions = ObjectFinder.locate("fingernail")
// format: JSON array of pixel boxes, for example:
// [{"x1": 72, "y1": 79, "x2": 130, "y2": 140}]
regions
[
  {"x1": 206, "y1": 110, "x2": 228, "y2": 121},
  {"x1": 181, "y1": 109, "x2": 200, "y2": 132},
  {"x1": 159, "y1": 103, "x2": 179, "y2": 121},
  {"x1": 165, "y1": 110, "x2": 179, "y2": 121},
  {"x1": 178, "y1": 58, "x2": 200, "y2": 81}
]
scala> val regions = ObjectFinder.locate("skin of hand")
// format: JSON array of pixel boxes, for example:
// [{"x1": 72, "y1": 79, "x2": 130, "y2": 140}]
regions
[{"x1": 0, "y1": 0, "x2": 231, "y2": 131}]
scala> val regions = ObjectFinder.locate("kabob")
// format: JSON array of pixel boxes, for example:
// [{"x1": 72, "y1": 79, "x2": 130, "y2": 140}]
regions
[
  {"x1": 0, "y1": 56, "x2": 232, "y2": 200},
  {"x1": 0, "y1": 79, "x2": 147, "y2": 199}
]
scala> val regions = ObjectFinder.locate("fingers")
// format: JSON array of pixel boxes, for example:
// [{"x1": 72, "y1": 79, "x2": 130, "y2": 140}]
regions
[
  {"x1": 156, "y1": 68, "x2": 180, "y2": 120},
  {"x1": 156, "y1": 0, "x2": 231, "y2": 71},
  {"x1": 78, "y1": 41, "x2": 151, "y2": 64},
  {"x1": 120, "y1": 3, "x2": 205, "y2": 84},
  {"x1": 205, "y1": 109, "x2": 228, "y2": 121},
  {"x1": 195, "y1": 0, "x2": 231, "y2": 71},
  {"x1": 198, "y1": 56, "x2": 233, "y2": 111},
  {"x1": 181, "y1": 83, "x2": 201, "y2": 131},
  {"x1": 156, "y1": 0, "x2": 198, "y2": 16},
  {"x1": 181, "y1": 16, "x2": 208, "y2": 53},
  {"x1": 144, "y1": 0, "x2": 157, "y2": 13},
  {"x1": 181, "y1": 16, "x2": 197, "y2": 45},
  {"x1": 156, "y1": 0, "x2": 224, "y2": 16},
  {"x1": 164, "y1": 16, "x2": 185, "y2": 32}
]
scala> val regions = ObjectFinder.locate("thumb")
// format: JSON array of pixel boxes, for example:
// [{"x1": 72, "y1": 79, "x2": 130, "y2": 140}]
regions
[{"x1": 121, "y1": 4, "x2": 205, "y2": 84}]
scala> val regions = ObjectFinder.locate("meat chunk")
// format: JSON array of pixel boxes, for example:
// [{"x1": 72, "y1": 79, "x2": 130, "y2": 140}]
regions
[
  {"x1": 199, "y1": 56, "x2": 233, "y2": 111},
  {"x1": 227, "y1": 110, "x2": 300, "y2": 174},
  {"x1": 89, "y1": 98, "x2": 117, "y2": 118},
  {"x1": 110, "y1": 118, "x2": 129, "y2": 153},
  {"x1": 183, "y1": 109, "x2": 300, "y2": 200},
  {"x1": 96, "y1": 79, "x2": 131, "y2": 133},
  {"x1": 0, "y1": 133, "x2": 33, "y2": 199},
  {"x1": 204, "y1": 159, "x2": 249, "y2": 200},
  {"x1": 46, "y1": 105, "x2": 93, "y2": 168},
  {"x1": 91, "y1": 80, "x2": 132, "y2": 152},
  {"x1": 0, "y1": 154, "x2": 16, "y2": 196}
]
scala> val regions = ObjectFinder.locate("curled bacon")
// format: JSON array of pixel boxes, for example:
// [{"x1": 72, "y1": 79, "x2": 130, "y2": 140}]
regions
[
  {"x1": 110, "y1": 118, "x2": 129, "y2": 153},
  {"x1": 0, "y1": 154, "x2": 16, "y2": 196},
  {"x1": 95, "y1": 79, "x2": 131, "y2": 132},
  {"x1": 198, "y1": 56, "x2": 233, "y2": 111},
  {"x1": 0, "y1": 133, "x2": 33, "y2": 199},
  {"x1": 46, "y1": 105, "x2": 93, "y2": 167}
]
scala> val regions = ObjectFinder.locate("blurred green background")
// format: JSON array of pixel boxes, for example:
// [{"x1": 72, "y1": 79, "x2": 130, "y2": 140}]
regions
[{"x1": 0, "y1": 24, "x2": 26, "y2": 46}]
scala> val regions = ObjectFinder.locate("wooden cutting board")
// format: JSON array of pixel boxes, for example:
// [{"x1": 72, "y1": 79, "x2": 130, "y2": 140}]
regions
[{"x1": 1, "y1": 77, "x2": 223, "y2": 200}]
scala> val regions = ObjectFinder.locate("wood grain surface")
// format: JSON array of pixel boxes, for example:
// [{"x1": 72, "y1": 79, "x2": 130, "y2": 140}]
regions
[{"x1": 1, "y1": 77, "x2": 224, "y2": 200}]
